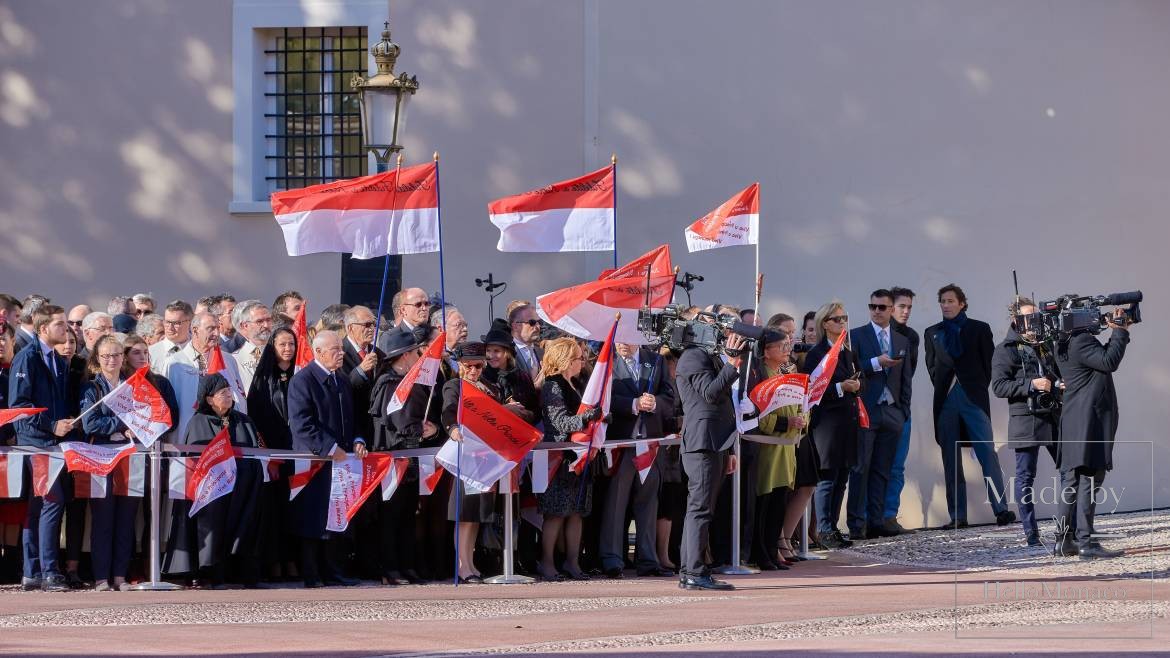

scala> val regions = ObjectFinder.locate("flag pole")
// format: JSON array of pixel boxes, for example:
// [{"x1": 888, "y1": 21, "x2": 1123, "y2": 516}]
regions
[
  {"x1": 373, "y1": 152, "x2": 405, "y2": 348},
  {"x1": 434, "y1": 151, "x2": 448, "y2": 333},
  {"x1": 611, "y1": 154, "x2": 618, "y2": 270}
]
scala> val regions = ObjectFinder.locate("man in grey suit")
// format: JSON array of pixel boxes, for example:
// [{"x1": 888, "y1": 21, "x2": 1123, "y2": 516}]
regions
[
  {"x1": 674, "y1": 332, "x2": 747, "y2": 590},
  {"x1": 599, "y1": 343, "x2": 676, "y2": 578},
  {"x1": 847, "y1": 290, "x2": 913, "y2": 540}
]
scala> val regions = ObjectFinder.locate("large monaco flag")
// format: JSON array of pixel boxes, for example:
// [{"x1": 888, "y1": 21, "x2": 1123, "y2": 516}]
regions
[
  {"x1": 186, "y1": 427, "x2": 237, "y2": 517},
  {"x1": 488, "y1": 164, "x2": 614, "y2": 252},
  {"x1": 535, "y1": 244, "x2": 673, "y2": 344},
  {"x1": 804, "y1": 331, "x2": 847, "y2": 412},
  {"x1": 569, "y1": 319, "x2": 618, "y2": 474},
  {"x1": 270, "y1": 162, "x2": 439, "y2": 258},
  {"x1": 99, "y1": 367, "x2": 172, "y2": 448},
  {"x1": 685, "y1": 183, "x2": 759, "y2": 253},
  {"x1": 385, "y1": 330, "x2": 445, "y2": 415},
  {"x1": 435, "y1": 381, "x2": 542, "y2": 492}
]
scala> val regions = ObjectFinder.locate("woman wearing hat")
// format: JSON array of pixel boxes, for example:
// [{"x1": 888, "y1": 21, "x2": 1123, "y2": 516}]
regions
[
  {"x1": 441, "y1": 341, "x2": 498, "y2": 584},
  {"x1": 163, "y1": 373, "x2": 264, "y2": 588},
  {"x1": 480, "y1": 320, "x2": 540, "y2": 423},
  {"x1": 369, "y1": 329, "x2": 434, "y2": 585},
  {"x1": 536, "y1": 337, "x2": 602, "y2": 581}
]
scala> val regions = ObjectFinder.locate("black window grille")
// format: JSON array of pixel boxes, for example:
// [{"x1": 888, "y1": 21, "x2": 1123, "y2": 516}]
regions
[{"x1": 264, "y1": 26, "x2": 399, "y2": 310}]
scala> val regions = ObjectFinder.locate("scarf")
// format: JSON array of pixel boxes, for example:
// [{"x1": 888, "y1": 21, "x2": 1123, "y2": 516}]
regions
[{"x1": 940, "y1": 311, "x2": 968, "y2": 359}]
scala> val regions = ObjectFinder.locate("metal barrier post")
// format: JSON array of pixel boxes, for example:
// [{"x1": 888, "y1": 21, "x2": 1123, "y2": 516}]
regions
[{"x1": 130, "y1": 442, "x2": 182, "y2": 590}]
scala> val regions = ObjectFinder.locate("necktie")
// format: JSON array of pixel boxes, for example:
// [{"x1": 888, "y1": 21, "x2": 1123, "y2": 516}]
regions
[
  {"x1": 880, "y1": 328, "x2": 891, "y2": 356},
  {"x1": 625, "y1": 356, "x2": 637, "y2": 377},
  {"x1": 252, "y1": 346, "x2": 261, "y2": 361},
  {"x1": 358, "y1": 348, "x2": 367, "y2": 360},
  {"x1": 196, "y1": 352, "x2": 206, "y2": 373}
]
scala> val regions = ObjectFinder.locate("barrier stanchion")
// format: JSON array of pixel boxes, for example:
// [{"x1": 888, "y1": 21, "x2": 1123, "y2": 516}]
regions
[
  {"x1": 130, "y1": 441, "x2": 182, "y2": 590},
  {"x1": 799, "y1": 498, "x2": 826, "y2": 560},
  {"x1": 483, "y1": 468, "x2": 533, "y2": 585},
  {"x1": 715, "y1": 434, "x2": 757, "y2": 575}
]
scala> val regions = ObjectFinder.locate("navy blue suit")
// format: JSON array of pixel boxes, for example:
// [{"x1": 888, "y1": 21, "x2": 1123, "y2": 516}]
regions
[
  {"x1": 8, "y1": 339, "x2": 72, "y2": 580},
  {"x1": 846, "y1": 324, "x2": 911, "y2": 536}
]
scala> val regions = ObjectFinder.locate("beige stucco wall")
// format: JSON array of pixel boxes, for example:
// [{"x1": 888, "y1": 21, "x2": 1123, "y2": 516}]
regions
[{"x1": 1, "y1": 0, "x2": 1166, "y2": 527}]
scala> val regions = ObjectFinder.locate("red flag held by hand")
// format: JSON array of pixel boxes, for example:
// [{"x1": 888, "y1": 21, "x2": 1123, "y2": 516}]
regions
[{"x1": 293, "y1": 301, "x2": 314, "y2": 368}]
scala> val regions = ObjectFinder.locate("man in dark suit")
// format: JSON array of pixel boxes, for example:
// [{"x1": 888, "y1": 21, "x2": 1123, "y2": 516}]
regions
[
  {"x1": 340, "y1": 305, "x2": 386, "y2": 443},
  {"x1": 1054, "y1": 308, "x2": 1132, "y2": 559},
  {"x1": 287, "y1": 330, "x2": 366, "y2": 587},
  {"x1": 883, "y1": 286, "x2": 919, "y2": 533},
  {"x1": 8, "y1": 304, "x2": 76, "y2": 591},
  {"x1": 847, "y1": 290, "x2": 913, "y2": 539},
  {"x1": 599, "y1": 343, "x2": 676, "y2": 578},
  {"x1": 924, "y1": 284, "x2": 1014, "y2": 528},
  {"x1": 674, "y1": 332, "x2": 747, "y2": 590}
]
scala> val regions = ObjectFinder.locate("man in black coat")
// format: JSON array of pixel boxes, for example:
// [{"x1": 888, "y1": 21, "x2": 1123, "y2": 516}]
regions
[
  {"x1": 884, "y1": 286, "x2": 919, "y2": 532},
  {"x1": 674, "y1": 332, "x2": 747, "y2": 590},
  {"x1": 991, "y1": 298, "x2": 1059, "y2": 546},
  {"x1": 599, "y1": 343, "x2": 675, "y2": 578},
  {"x1": 1053, "y1": 309, "x2": 1131, "y2": 559},
  {"x1": 339, "y1": 305, "x2": 386, "y2": 443},
  {"x1": 287, "y1": 330, "x2": 366, "y2": 587},
  {"x1": 847, "y1": 290, "x2": 913, "y2": 539},
  {"x1": 924, "y1": 284, "x2": 1014, "y2": 528}
]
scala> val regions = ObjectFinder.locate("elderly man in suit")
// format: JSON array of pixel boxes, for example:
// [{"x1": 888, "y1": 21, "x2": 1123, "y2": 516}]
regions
[
  {"x1": 847, "y1": 290, "x2": 913, "y2": 540},
  {"x1": 288, "y1": 330, "x2": 366, "y2": 587},
  {"x1": 925, "y1": 284, "x2": 1015, "y2": 528},
  {"x1": 8, "y1": 304, "x2": 76, "y2": 591},
  {"x1": 599, "y1": 343, "x2": 676, "y2": 579},
  {"x1": 230, "y1": 300, "x2": 274, "y2": 392},
  {"x1": 340, "y1": 305, "x2": 385, "y2": 443},
  {"x1": 675, "y1": 332, "x2": 748, "y2": 591}
]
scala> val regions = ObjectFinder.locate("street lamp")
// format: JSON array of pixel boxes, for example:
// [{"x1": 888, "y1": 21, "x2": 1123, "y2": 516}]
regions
[{"x1": 351, "y1": 21, "x2": 419, "y2": 171}]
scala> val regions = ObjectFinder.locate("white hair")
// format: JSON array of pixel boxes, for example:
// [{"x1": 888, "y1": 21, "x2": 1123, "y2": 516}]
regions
[
  {"x1": 312, "y1": 330, "x2": 341, "y2": 350},
  {"x1": 82, "y1": 311, "x2": 112, "y2": 331},
  {"x1": 232, "y1": 299, "x2": 268, "y2": 331},
  {"x1": 135, "y1": 313, "x2": 162, "y2": 338}
]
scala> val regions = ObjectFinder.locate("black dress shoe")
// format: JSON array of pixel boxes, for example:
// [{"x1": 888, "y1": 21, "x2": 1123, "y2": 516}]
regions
[
  {"x1": 41, "y1": 575, "x2": 70, "y2": 592},
  {"x1": 304, "y1": 579, "x2": 324, "y2": 588},
  {"x1": 604, "y1": 566, "x2": 624, "y2": 579},
  {"x1": 635, "y1": 566, "x2": 676, "y2": 577},
  {"x1": 996, "y1": 510, "x2": 1018, "y2": 526},
  {"x1": 866, "y1": 525, "x2": 897, "y2": 539},
  {"x1": 882, "y1": 518, "x2": 912, "y2": 535},
  {"x1": 382, "y1": 571, "x2": 409, "y2": 586},
  {"x1": 678, "y1": 575, "x2": 735, "y2": 591},
  {"x1": 820, "y1": 531, "x2": 853, "y2": 549},
  {"x1": 848, "y1": 528, "x2": 867, "y2": 541},
  {"x1": 65, "y1": 571, "x2": 90, "y2": 589},
  {"x1": 401, "y1": 569, "x2": 426, "y2": 585},
  {"x1": 458, "y1": 575, "x2": 483, "y2": 584},
  {"x1": 1025, "y1": 531, "x2": 1042, "y2": 547},
  {"x1": 323, "y1": 575, "x2": 360, "y2": 587},
  {"x1": 1078, "y1": 542, "x2": 1124, "y2": 560}
]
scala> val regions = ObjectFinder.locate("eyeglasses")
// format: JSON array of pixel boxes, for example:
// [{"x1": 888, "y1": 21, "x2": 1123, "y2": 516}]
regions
[
  {"x1": 164, "y1": 319, "x2": 189, "y2": 327},
  {"x1": 403, "y1": 300, "x2": 431, "y2": 309},
  {"x1": 97, "y1": 353, "x2": 123, "y2": 361},
  {"x1": 868, "y1": 304, "x2": 889, "y2": 311},
  {"x1": 514, "y1": 319, "x2": 540, "y2": 327},
  {"x1": 350, "y1": 321, "x2": 376, "y2": 329},
  {"x1": 67, "y1": 320, "x2": 83, "y2": 327},
  {"x1": 461, "y1": 362, "x2": 485, "y2": 370},
  {"x1": 826, "y1": 315, "x2": 849, "y2": 324}
]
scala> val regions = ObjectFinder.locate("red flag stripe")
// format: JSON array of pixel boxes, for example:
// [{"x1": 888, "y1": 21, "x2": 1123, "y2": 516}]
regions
[
  {"x1": 487, "y1": 165, "x2": 614, "y2": 214},
  {"x1": 271, "y1": 163, "x2": 438, "y2": 214}
]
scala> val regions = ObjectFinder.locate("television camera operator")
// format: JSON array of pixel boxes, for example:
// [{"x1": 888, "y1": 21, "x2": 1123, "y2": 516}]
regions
[{"x1": 991, "y1": 297, "x2": 1061, "y2": 547}]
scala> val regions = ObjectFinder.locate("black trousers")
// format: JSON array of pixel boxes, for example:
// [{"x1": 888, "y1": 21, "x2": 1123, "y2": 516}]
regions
[
  {"x1": 753, "y1": 487, "x2": 789, "y2": 567},
  {"x1": 680, "y1": 450, "x2": 726, "y2": 578},
  {"x1": 1056, "y1": 466, "x2": 1106, "y2": 546},
  {"x1": 712, "y1": 440, "x2": 758, "y2": 566},
  {"x1": 300, "y1": 534, "x2": 347, "y2": 583},
  {"x1": 379, "y1": 484, "x2": 419, "y2": 576}
]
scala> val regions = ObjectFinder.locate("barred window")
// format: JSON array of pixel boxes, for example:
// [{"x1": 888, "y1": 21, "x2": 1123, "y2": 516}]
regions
[{"x1": 264, "y1": 26, "x2": 368, "y2": 193}]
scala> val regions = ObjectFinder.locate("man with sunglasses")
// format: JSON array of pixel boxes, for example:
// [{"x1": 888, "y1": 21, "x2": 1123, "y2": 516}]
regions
[
  {"x1": 393, "y1": 287, "x2": 432, "y2": 345},
  {"x1": 508, "y1": 302, "x2": 544, "y2": 381},
  {"x1": 65, "y1": 305, "x2": 90, "y2": 354},
  {"x1": 847, "y1": 290, "x2": 912, "y2": 540},
  {"x1": 341, "y1": 305, "x2": 387, "y2": 443}
]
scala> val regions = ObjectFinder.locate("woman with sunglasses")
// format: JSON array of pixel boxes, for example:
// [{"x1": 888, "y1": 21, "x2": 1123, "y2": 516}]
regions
[{"x1": 800, "y1": 301, "x2": 864, "y2": 550}]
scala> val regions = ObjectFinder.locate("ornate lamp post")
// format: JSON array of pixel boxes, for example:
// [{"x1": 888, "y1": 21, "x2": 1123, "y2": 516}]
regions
[{"x1": 351, "y1": 21, "x2": 419, "y2": 172}]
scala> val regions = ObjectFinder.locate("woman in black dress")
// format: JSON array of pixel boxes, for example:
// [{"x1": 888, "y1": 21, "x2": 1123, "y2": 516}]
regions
[
  {"x1": 441, "y1": 341, "x2": 497, "y2": 584},
  {"x1": 800, "y1": 301, "x2": 863, "y2": 551},
  {"x1": 536, "y1": 337, "x2": 601, "y2": 581}
]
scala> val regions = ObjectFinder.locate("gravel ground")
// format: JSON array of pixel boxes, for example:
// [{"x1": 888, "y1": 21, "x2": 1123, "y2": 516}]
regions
[{"x1": 837, "y1": 508, "x2": 1170, "y2": 581}]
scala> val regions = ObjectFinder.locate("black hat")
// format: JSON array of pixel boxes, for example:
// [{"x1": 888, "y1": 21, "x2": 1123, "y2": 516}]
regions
[
  {"x1": 481, "y1": 318, "x2": 514, "y2": 350},
  {"x1": 382, "y1": 329, "x2": 423, "y2": 359},
  {"x1": 112, "y1": 313, "x2": 137, "y2": 334},
  {"x1": 454, "y1": 341, "x2": 487, "y2": 360},
  {"x1": 195, "y1": 373, "x2": 231, "y2": 415}
]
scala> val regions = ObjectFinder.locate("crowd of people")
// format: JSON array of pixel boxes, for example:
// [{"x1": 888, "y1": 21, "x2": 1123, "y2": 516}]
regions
[{"x1": 0, "y1": 279, "x2": 1132, "y2": 592}]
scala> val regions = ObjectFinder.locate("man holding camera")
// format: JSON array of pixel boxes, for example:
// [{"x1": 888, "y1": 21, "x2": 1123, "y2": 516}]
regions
[
  {"x1": 675, "y1": 331, "x2": 748, "y2": 590},
  {"x1": 991, "y1": 297, "x2": 1059, "y2": 547},
  {"x1": 1054, "y1": 307, "x2": 1131, "y2": 559}
]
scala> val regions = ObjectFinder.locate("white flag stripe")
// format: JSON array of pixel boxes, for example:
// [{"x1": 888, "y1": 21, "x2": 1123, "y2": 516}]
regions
[
  {"x1": 168, "y1": 457, "x2": 189, "y2": 500},
  {"x1": 276, "y1": 208, "x2": 440, "y2": 258},
  {"x1": 490, "y1": 207, "x2": 615, "y2": 253},
  {"x1": 536, "y1": 297, "x2": 652, "y2": 346},
  {"x1": 684, "y1": 212, "x2": 759, "y2": 253},
  {"x1": 531, "y1": 450, "x2": 550, "y2": 494},
  {"x1": 1, "y1": 454, "x2": 24, "y2": 498},
  {"x1": 435, "y1": 430, "x2": 516, "y2": 493}
]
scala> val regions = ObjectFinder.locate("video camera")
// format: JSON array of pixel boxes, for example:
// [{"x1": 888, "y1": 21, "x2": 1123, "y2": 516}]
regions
[
  {"x1": 1017, "y1": 291, "x2": 1142, "y2": 344},
  {"x1": 637, "y1": 304, "x2": 764, "y2": 355}
]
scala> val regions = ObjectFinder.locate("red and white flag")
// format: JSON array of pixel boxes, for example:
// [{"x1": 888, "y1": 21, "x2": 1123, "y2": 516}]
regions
[
  {"x1": 271, "y1": 162, "x2": 440, "y2": 258},
  {"x1": 30, "y1": 454, "x2": 65, "y2": 497},
  {"x1": 530, "y1": 449, "x2": 561, "y2": 494},
  {"x1": 379, "y1": 457, "x2": 411, "y2": 502},
  {"x1": 0, "y1": 407, "x2": 46, "y2": 427},
  {"x1": 73, "y1": 454, "x2": 146, "y2": 498},
  {"x1": 805, "y1": 332, "x2": 847, "y2": 412},
  {"x1": 568, "y1": 319, "x2": 618, "y2": 475},
  {"x1": 207, "y1": 346, "x2": 248, "y2": 414},
  {"x1": 435, "y1": 381, "x2": 542, "y2": 492},
  {"x1": 385, "y1": 331, "x2": 445, "y2": 415},
  {"x1": 326, "y1": 453, "x2": 393, "y2": 532},
  {"x1": 100, "y1": 367, "x2": 172, "y2": 448},
  {"x1": 535, "y1": 244, "x2": 674, "y2": 344},
  {"x1": 633, "y1": 440, "x2": 659, "y2": 485},
  {"x1": 60, "y1": 441, "x2": 136, "y2": 477},
  {"x1": 749, "y1": 373, "x2": 810, "y2": 418},
  {"x1": 0, "y1": 454, "x2": 25, "y2": 498},
  {"x1": 186, "y1": 427, "x2": 237, "y2": 516},
  {"x1": 418, "y1": 455, "x2": 443, "y2": 495},
  {"x1": 684, "y1": 183, "x2": 759, "y2": 253},
  {"x1": 168, "y1": 457, "x2": 191, "y2": 500},
  {"x1": 488, "y1": 165, "x2": 615, "y2": 252},
  {"x1": 292, "y1": 302, "x2": 314, "y2": 369},
  {"x1": 289, "y1": 458, "x2": 325, "y2": 500},
  {"x1": 857, "y1": 398, "x2": 871, "y2": 429}
]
